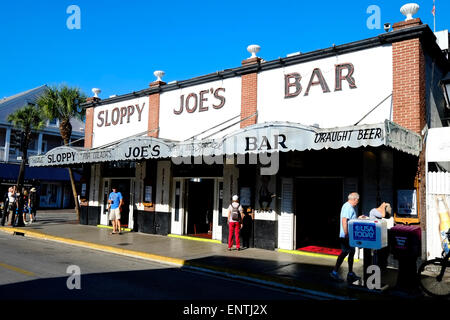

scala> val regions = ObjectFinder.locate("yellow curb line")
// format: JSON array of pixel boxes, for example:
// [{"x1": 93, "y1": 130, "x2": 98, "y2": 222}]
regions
[
  {"x1": 96, "y1": 224, "x2": 132, "y2": 232},
  {"x1": 168, "y1": 234, "x2": 222, "y2": 244},
  {"x1": 278, "y1": 248, "x2": 360, "y2": 262},
  {"x1": 0, "y1": 262, "x2": 36, "y2": 277},
  {"x1": 0, "y1": 227, "x2": 185, "y2": 267}
]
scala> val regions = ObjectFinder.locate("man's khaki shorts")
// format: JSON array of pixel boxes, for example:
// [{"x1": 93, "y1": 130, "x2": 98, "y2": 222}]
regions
[{"x1": 109, "y1": 208, "x2": 121, "y2": 221}]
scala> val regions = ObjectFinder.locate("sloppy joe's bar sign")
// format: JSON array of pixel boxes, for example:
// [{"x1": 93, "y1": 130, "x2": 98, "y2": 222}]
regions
[
  {"x1": 173, "y1": 87, "x2": 225, "y2": 115},
  {"x1": 170, "y1": 122, "x2": 389, "y2": 157},
  {"x1": 92, "y1": 96, "x2": 149, "y2": 148},
  {"x1": 257, "y1": 45, "x2": 393, "y2": 128},
  {"x1": 30, "y1": 120, "x2": 420, "y2": 166},
  {"x1": 29, "y1": 138, "x2": 172, "y2": 167},
  {"x1": 159, "y1": 77, "x2": 242, "y2": 142},
  {"x1": 96, "y1": 103, "x2": 146, "y2": 127}
]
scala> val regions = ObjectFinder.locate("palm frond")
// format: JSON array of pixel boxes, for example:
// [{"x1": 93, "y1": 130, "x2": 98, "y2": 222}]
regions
[
  {"x1": 36, "y1": 84, "x2": 87, "y2": 136},
  {"x1": 7, "y1": 104, "x2": 46, "y2": 132}
]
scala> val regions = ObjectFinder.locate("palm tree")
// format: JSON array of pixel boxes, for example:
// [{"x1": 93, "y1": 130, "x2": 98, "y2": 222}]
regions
[
  {"x1": 37, "y1": 85, "x2": 87, "y2": 223},
  {"x1": 7, "y1": 103, "x2": 46, "y2": 194}
]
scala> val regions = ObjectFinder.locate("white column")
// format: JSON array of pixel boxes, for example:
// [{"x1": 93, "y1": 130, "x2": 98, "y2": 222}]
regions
[
  {"x1": 89, "y1": 164, "x2": 101, "y2": 206},
  {"x1": 155, "y1": 160, "x2": 172, "y2": 213},
  {"x1": 278, "y1": 178, "x2": 294, "y2": 250},
  {"x1": 5, "y1": 127, "x2": 11, "y2": 162},
  {"x1": 37, "y1": 133, "x2": 43, "y2": 155}
]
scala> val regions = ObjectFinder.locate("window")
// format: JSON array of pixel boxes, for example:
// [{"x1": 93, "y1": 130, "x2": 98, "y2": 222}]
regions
[{"x1": 47, "y1": 119, "x2": 59, "y2": 127}]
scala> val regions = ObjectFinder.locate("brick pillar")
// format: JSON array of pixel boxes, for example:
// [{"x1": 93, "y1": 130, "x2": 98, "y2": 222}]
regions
[
  {"x1": 241, "y1": 57, "x2": 260, "y2": 128},
  {"x1": 392, "y1": 18, "x2": 427, "y2": 246},
  {"x1": 84, "y1": 97, "x2": 99, "y2": 148},
  {"x1": 392, "y1": 18, "x2": 426, "y2": 135},
  {"x1": 148, "y1": 80, "x2": 165, "y2": 138}
]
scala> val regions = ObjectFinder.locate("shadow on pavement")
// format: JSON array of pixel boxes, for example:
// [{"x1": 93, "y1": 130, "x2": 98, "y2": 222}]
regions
[{"x1": 0, "y1": 268, "x2": 302, "y2": 300}]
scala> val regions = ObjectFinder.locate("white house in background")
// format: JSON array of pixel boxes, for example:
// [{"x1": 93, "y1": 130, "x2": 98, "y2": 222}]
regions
[{"x1": 0, "y1": 85, "x2": 85, "y2": 208}]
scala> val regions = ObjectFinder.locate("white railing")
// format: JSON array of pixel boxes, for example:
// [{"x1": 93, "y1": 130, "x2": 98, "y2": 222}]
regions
[
  {"x1": 426, "y1": 171, "x2": 450, "y2": 260},
  {"x1": 428, "y1": 172, "x2": 450, "y2": 195}
]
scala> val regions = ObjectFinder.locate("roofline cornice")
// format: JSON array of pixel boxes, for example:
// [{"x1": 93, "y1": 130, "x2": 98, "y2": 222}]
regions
[{"x1": 81, "y1": 24, "x2": 448, "y2": 109}]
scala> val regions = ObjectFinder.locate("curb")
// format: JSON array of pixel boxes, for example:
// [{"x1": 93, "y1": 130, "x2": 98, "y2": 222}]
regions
[
  {"x1": 277, "y1": 248, "x2": 360, "y2": 262},
  {"x1": 0, "y1": 227, "x2": 184, "y2": 267}
]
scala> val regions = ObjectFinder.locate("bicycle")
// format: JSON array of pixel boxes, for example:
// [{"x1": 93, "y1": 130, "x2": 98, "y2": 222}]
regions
[{"x1": 418, "y1": 228, "x2": 450, "y2": 298}]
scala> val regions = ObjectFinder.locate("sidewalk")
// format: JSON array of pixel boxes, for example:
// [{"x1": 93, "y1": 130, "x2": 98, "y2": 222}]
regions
[{"x1": 0, "y1": 210, "x2": 425, "y2": 300}]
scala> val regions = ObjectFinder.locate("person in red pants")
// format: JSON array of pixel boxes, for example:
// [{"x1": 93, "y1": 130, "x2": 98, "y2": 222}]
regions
[{"x1": 227, "y1": 195, "x2": 244, "y2": 251}]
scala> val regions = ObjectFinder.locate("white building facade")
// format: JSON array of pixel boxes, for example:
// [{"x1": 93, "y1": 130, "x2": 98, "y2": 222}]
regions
[{"x1": 30, "y1": 18, "x2": 449, "y2": 258}]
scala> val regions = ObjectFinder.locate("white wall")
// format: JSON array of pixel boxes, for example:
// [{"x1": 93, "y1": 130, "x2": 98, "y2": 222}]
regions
[
  {"x1": 159, "y1": 78, "x2": 242, "y2": 141},
  {"x1": 92, "y1": 96, "x2": 149, "y2": 148},
  {"x1": 257, "y1": 45, "x2": 393, "y2": 128}
]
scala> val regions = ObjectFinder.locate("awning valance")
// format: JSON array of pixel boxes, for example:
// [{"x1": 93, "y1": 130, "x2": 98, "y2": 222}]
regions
[
  {"x1": 29, "y1": 120, "x2": 422, "y2": 167},
  {"x1": 171, "y1": 120, "x2": 422, "y2": 157},
  {"x1": 29, "y1": 137, "x2": 174, "y2": 167}
]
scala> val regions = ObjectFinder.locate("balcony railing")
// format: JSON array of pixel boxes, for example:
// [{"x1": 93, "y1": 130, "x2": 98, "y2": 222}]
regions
[{"x1": 7, "y1": 148, "x2": 39, "y2": 163}]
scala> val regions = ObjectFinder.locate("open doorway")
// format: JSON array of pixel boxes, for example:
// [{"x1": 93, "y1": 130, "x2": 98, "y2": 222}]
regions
[
  {"x1": 111, "y1": 179, "x2": 131, "y2": 228},
  {"x1": 295, "y1": 177, "x2": 343, "y2": 251},
  {"x1": 185, "y1": 178, "x2": 215, "y2": 239}
]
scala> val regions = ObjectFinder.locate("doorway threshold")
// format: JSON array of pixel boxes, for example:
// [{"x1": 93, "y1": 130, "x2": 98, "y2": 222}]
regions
[
  {"x1": 97, "y1": 224, "x2": 132, "y2": 232},
  {"x1": 168, "y1": 234, "x2": 221, "y2": 244},
  {"x1": 278, "y1": 248, "x2": 359, "y2": 262}
]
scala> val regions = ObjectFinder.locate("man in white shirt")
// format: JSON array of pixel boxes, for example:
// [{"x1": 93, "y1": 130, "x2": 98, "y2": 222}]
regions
[{"x1": 330, "y1": 192, "x2": 361, "y2": 283}]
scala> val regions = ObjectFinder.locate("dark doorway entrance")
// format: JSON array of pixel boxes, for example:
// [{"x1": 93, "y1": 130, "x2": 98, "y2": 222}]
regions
[
  {"x1": 295, "y1": 178, "x2": 343, "y2": 249},
  {"x1": 186, "y1": 178, "x2": 215, "y2": 238},
  {"x1": 111, "y1": 179, "x2": 130, "y2": 228}
]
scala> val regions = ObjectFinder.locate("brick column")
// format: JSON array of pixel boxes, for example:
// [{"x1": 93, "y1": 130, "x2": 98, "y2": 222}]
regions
[
  {"x1": 241, "y1": 57, "x2": 260, "y2": 128},
  {"x1": 84, "y1": 97, "x2": 99, "y2": 148},
  {"x1": 148, "y1": 81, "x2": 165, "y2": 138},
  {"x1": 392, "y1": 18, "x2": 427, "y2": 242},
  {"x1": 392, "y1": 18, "x2": 426, "y2": 134}
]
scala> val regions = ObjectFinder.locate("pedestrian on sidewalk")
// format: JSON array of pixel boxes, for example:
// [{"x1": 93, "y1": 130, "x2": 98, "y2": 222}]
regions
[
  {"x1": 5, "y1": 186, "x2": 18, "y2": 226},
  {"x1": 1, "y1": 188, "x2": 10, "y2": 226},
  {"x1": 108, "y1": 186, "x2": 123, "y2": 234},
  {"x1": 22, "y1": 189, "x2": 29, "y2": 224},
  {"x1": 330, "y1": 192, "x2": 362, "y2": 283},
  {"x1": 369, "y1": 202, "x2": 392, "y2": 220},
  {"x1": 227, "y1": 195, "x2": 243, "y2": 251},
  {"x1": 369, "y1": 202, "x2": 393, "y2": 271},
  {"x1": 28, "y1": 187, "x2": 38, "y2": 223},
  {"x1": 241, "y1": 209, "x2": 253, "y2": 249}
]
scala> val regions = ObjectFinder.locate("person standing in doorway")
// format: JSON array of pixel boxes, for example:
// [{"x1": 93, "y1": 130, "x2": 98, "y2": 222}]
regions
[
  {"x1": 330, "y1": 192, "x2": 362, "y2": 283},
  {"x1": 108, "y1": 186, "x2": 123, "y2": 234},
  {"x1": 227, "y1": 195, "x2": 244, "y2": 251}
]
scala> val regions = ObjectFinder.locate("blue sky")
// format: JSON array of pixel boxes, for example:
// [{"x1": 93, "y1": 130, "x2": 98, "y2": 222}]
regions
[{"x1": 0, "y1": 0, "x2": 448, "y2": 99}]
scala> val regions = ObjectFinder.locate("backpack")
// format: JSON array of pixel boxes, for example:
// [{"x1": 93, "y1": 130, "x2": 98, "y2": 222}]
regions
[{"x1": 231, "y1": 203, "x2": 240, "y2": 221}]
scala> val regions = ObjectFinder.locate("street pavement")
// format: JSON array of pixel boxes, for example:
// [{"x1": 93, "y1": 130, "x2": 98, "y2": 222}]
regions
[
  {"x1": 0, "y1": 232, "x2": 309, "y2": 300},
  {"x1": 0, "y1": 209, "x2": 430, "y2": 301}
]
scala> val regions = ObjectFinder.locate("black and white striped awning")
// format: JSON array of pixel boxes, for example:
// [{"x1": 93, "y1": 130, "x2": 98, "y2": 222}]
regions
[{"x1": 29, "y1": 120, "x2": 421, "y2": 167}]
